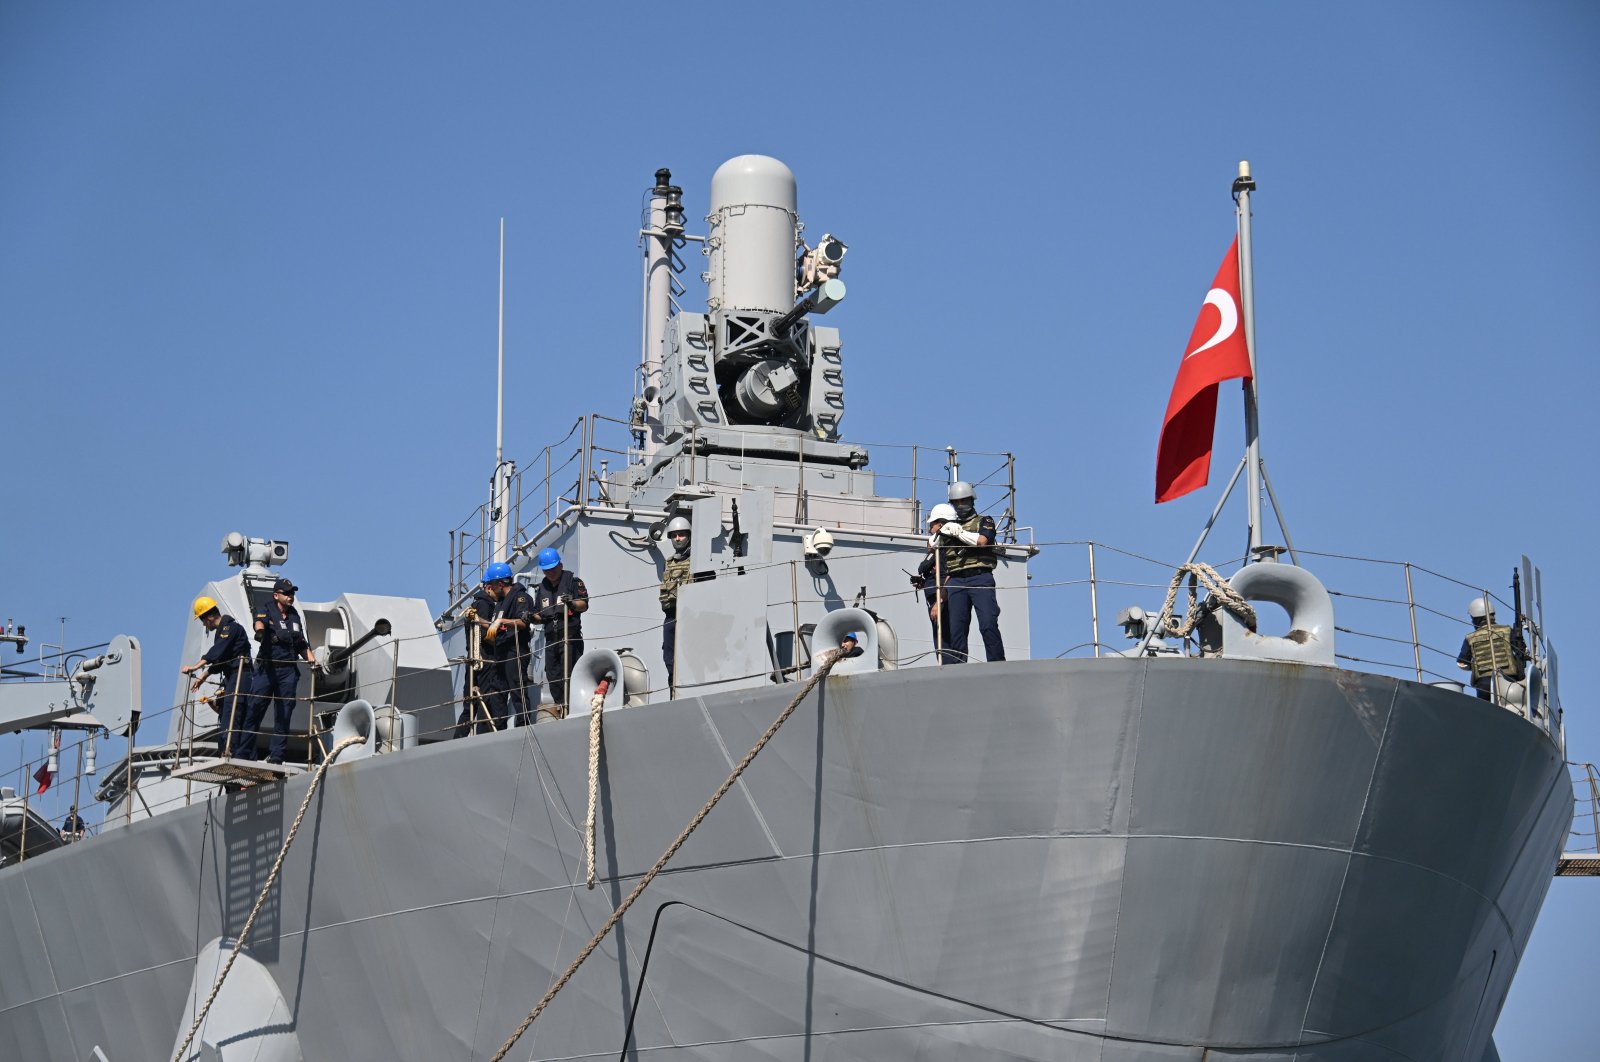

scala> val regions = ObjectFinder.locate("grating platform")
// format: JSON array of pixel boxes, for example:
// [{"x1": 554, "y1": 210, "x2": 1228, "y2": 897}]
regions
[
  {"x1": 169, "y1": 757, "x2": 305, "y2": 787},
  {"x1": 1555, "y1": 853, "x2": 1600, "y2": 877}
]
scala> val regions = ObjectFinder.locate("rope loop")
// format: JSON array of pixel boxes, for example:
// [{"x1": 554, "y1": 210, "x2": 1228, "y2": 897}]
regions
[{"x1": 1155, "y1": 562, "x2": 1257, "y2": 639}]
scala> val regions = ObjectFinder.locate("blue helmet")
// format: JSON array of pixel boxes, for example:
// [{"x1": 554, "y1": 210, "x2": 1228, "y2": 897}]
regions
[
  {"x1": 483, "y1": 561, "x2": 513, "y2": 584},
  {"x1": 537, "y1": 547, "x2": 562, "y2": 571}
]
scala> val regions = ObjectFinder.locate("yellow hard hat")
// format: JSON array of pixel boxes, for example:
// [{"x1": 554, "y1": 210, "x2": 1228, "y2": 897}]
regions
[{"x1": 192, "y1": 595, "x2": 219, "y2": 619}]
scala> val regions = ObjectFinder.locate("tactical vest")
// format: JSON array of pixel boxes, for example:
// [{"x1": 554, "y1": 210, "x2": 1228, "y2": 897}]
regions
[
  {"x1": 944, "y1": 513, "x2": 997, "y2": 576},
  {"x1": 660, "y1": 555, "x2": 692, "y2": 610},
  {"x1": 1466, "y1": 624, "x2": 1523, "y2": 681}
]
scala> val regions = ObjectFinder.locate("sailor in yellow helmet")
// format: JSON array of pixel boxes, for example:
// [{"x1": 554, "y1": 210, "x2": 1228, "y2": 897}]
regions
[{"x1": 179, "y1": 595, "x2": 256, "y2": 758}]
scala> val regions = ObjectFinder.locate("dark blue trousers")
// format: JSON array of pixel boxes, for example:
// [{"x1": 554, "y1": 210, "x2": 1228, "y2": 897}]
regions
[
  {"x1": 248, "y1": 659, "x2": 300, "y2": 762},
  {"x1": 662, "y1": 612, "x2": 677, "y2": 692},
  {"x1": 502, "y1": 657, "x2": 535, "y2": 727},
  {"x1": 459, "y1": 661, "x2": 509, "y2": 736},
  {"x1": 215, "y1": 662, "x2": 255, "y2": 758},
  {"x1": 945, "y1": 571, "x2": 1005, "y2": 664},
  {"x1": 545, "y1": 637, "x2": 583, "y2": 710}
]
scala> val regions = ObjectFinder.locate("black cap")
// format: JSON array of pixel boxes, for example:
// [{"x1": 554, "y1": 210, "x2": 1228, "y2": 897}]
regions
[{"x1": 273, "y1": 577, "x2": 299, "y2": 594}]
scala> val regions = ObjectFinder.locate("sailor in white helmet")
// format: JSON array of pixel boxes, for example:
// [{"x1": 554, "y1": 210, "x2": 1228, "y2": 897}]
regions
[
  {"x1": 1456, "y1": 597, "x2": 1526, "y2": 702},
  {"x1": 911, "y1": 504, "x2": 958, "y2": 662},
  {"x1": 658, "y1": 515, "x2": 695, "y2": 694},
  {"x1": 934, "y1": 481, "x2": 1005, "y2": 663}
]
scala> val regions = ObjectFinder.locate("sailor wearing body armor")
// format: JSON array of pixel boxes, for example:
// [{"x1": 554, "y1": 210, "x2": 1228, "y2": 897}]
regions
[
  {"x1": 934, "y1": 482, "x2": 1005, "y2": 664},
  {"x1": 658, "y1": 516, "x2": 693, "y2": 695},
  {"x1": 1456, "y1": 597, "x2": 1526, "y2": 703}
]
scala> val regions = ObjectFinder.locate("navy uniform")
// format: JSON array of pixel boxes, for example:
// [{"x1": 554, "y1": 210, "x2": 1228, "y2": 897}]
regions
[
  {"x1": 200, "y1": 614, "x2": 255, "y2": 757},
  {"x1": 532, "y1": 569, "x2": 588, "y2": 709},
  {"x1": 912, "y1": 547, "x2": 954, "y2": 664},
  {"x1": 460, "y1": 587, "x2": 510, "y2": 734},
  {"x1": 940, "y1": 510, "x2": 1005, "y2": 663},
  {"x1": 660, "y1": 553, "x2": 692, "y2": 691},
  {"x1": 249, "y1": 578, "x2": 312, "y2": 763},
  {"x1": 497, "y1": 579, "x2": 539, "y2": 726}
]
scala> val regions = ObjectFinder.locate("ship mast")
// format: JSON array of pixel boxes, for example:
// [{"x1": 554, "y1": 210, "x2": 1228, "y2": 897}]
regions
[
  {"x1": 490, "y1": 219, "x2": 512, "y2": 561},
  {"x1": 1235, "y1": 162, "x2": 1264, "y2": 559}
]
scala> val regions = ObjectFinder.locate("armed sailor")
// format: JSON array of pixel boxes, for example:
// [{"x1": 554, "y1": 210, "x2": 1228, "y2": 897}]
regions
[
  {"x1": 934, "y1": 481, "x2": 1006, "y2": 663},
  {"x1": 248, "y1": 577, "x2": 316, "y2": 764},
  {"x1": 181, "y1": 595, "x2": 255, "y2": 758},
  {"x1": 911, "y1": 504, "x2": 957, "y2": 663},
  {"x1": 1456, "y1": 597, "x2": 1527, "y2": 703},
  {"x1": 658, "y1": 515, "x2": 693, "y2": 694},
  {"x1": 530, "y1": 547, "x2": 588, "y2": 714}
]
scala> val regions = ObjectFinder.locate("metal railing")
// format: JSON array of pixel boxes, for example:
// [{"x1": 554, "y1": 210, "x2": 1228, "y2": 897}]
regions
[{"x1": 446, "y1": 414, "x2": 1020, "y2": 602}]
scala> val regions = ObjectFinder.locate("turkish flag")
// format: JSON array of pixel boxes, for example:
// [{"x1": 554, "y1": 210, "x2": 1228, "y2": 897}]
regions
[
  {"x1": 33, "y1": 762, "x2": 52, "y2": 795},
  {"x1": 1155, "y1": 238, "x2": 1254, "y2": 503}
]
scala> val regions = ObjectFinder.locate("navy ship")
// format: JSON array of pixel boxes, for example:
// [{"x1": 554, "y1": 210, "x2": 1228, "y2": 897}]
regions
[{"x1": 0, "y1": 156, "x2": 1577, "y2": 1061}]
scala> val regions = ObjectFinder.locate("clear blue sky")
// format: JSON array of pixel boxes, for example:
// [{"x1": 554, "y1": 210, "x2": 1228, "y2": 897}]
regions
[{"x1": 2, "y1": 1, "x2": 1595, "y2": 1055}]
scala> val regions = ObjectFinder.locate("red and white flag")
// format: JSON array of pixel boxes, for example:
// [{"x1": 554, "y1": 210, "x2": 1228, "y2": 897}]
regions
[
  {"x1": 1155, "y1": 238, "x2": 1254, "y2": 503},
  {"x1": 32, "y1": 761, "x2": 52, "y2": 795}
]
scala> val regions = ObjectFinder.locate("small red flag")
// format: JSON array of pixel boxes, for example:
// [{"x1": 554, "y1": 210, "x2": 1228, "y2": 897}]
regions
[
  {"x1": 1155, "y1": 238, "x2": 1254, "y2": 503},
  {"x1": 33, "y1": 762, "x2": 52, "y2": 795}
]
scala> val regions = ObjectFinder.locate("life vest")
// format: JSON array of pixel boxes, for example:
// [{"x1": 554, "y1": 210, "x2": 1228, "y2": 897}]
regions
[{"x1": 660, "y1": 554, "x2": 692, "y2": 610}]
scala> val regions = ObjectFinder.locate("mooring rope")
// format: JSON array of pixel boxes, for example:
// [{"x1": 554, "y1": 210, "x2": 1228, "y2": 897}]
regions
[
  {"x1": 488, "y1": 652, "x2": 842, "y2": 1062},
  {"x1": 171, "y1": 735, "x2": 366, "y2": 1062},
  {"x1": 584, "y1": 685, "x2": 605, "y2": 890},
  {"x1": 1154, "y1": 561, "x2": 1257, "y2": 639}
]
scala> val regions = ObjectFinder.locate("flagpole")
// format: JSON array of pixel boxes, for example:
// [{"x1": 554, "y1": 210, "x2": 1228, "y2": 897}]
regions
[{"x1": 1233, "y1": 161, "x2": 1264, "y2": 562}]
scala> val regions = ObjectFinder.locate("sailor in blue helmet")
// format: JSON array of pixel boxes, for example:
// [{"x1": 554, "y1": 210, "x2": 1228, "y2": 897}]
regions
[
  {"x1": 529, "y1": 546, "x2": 589, "y2": 714},
  {"x1": 247, "y1": 577, "x2": 317, "y2": 764},
  {"x1": 934, "y1": 481, "x2": 1006, "y2": 663},
  {"x1": 459, "y1": 563, "x2": 516, "y2": 734},
  {"x1": 485, "y1": 560, "x2": 539, "y2": 726}
]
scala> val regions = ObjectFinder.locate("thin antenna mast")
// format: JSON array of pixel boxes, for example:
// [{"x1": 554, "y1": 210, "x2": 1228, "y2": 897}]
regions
[{"x1": 490, "y1": 219, "x2": 512, "y2": 561}]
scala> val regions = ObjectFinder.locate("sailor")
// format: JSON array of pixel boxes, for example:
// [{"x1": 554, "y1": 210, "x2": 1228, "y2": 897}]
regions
[
  {"x1": 911, "y1": 504, "x2": 958, "y2": 663},
  {"x1": 59, "y1": 804, "x2": 86, "y2": 841},
  {"x1": 837, "y1": 631, "x2": 866, "y2": 659},
  {"x1": 247, "y1": 577, "x2": 316, "y2": 764},
  {"x1": 529, "y1": 547, "x2": 588, "y2": 713},
  {"x1": 180, "y1": 595, "x2": 255, "y2": 758},
  {"x1": 1456, "y1": 598, "x2": 1526, "y2": 703},
  {"x1": 459, "y1": 564, "x2": 514, "y2": 734},
  {"x1": 934, "y1": 482, "x2": 1005, "y2": 663},
  {"x1": 486, "y1": 563, "x2": 539, "y2": 726},
  {"x1": 658, "y1": 515, "x2": 694, "y2": 694}
]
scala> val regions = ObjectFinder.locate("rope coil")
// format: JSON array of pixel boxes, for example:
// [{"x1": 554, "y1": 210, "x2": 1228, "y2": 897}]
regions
[
  {"x1": 1154, "y1": 562, "x2": 1257, "y2": 640},
  {"x1": 488, "y1": 652, "x2": 841, "y2": 1062}
]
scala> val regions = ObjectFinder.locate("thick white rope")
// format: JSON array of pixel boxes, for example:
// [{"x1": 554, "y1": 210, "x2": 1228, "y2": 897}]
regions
[
  {"x1": 584, "y1": 687, "x2": 604, "y2": 890},
  {"x1": 171, "y1": 735, "x2": 366, "y2": 1062},
  {"x1": 1154, "y1": 561, "x2": 1258, "y2": 639},
  {"x1": 488, "y1": 652, "x2": 841, "y2": 1062}
]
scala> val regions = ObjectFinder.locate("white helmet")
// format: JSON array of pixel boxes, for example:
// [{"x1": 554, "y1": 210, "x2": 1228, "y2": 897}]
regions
[
  {"x1": 926, "y1": 503, "x2": 958, "y2": 524},
  {"x1": 1468, "y1": 597, "x2": 1494, "y2": 622},
  {"x1": 664, "y1": 516, "x2": 692, "y2": 536},
  {"x1": 947, "y1": 481, "x2": 975, "y2": 504}
]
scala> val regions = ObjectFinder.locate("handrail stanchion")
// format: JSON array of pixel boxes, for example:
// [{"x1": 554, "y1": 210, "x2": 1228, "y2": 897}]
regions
[
  {"x1": 545, "y1": 446, "x2": 552, "y2": 527},
  {"x1": 1088, "y1": 542, "x2": 1101, "y2": 659},
  {"x1": 911, "y1": 446, "x2": 920, "y2": 532},
  {"x1": 1404, "y1": 563, "x2": 1423, "y2": 683}
]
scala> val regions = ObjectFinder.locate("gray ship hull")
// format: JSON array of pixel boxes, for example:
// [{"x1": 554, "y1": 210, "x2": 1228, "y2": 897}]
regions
[{"x1": 0, "y1": 658, "x2": 1569, "y2": 1060}]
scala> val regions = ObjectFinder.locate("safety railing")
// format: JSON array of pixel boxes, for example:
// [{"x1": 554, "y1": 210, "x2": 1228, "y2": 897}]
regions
[
  {"x1": 445, "y1": 414, "x2": 1020, "y2": 602},
  {"x1": 3, "y1": 538, "x2": 1566, "y2": 866},
  {"x1": 1569, "y1": 763, "x2": 1600, "y2": 854}
]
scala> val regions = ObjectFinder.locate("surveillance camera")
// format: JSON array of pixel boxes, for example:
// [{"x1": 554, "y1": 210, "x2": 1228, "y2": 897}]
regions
[{"x1": 803, "y1": 528, "x2": 835, "y2": 559}]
